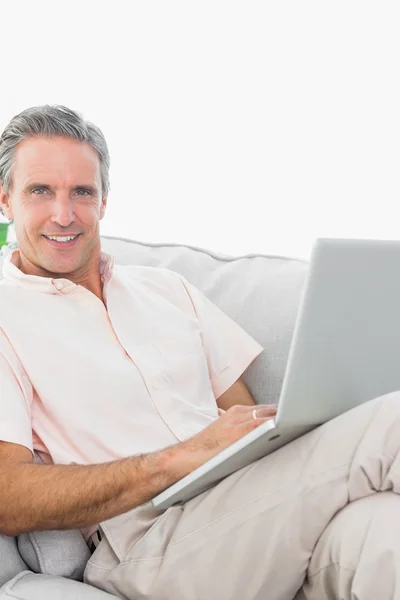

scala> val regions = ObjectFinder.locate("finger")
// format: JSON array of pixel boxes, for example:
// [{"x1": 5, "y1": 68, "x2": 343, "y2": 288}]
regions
[
  {"x1": 251, "y1": 406, "x2": 277, "y2": 418},
  {"x1": 226, "y1": 404, "x2": 277, "y2": 415},
  {"x1": 219, "y1": 405, "x2": 277, "y2": 425},
  {"x1": 242, "y1": 409, "x2": 276, "y2": 427},
  {"x1": 243, "y1": 404, "x2": 278, "y2": 412},
  {"x1": 225, "y1": 406, "x2": 277, "y2": 426},
  {"x1": 218, "y1": 408, "x2": 226, "y2": 416},
  {"x1": 239, "y1": 413, "x2": 276, "y2": 433}
]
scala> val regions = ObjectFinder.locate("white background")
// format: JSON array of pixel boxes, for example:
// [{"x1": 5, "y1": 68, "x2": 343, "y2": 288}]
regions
[{"x1": 1, "y1": 1, "x2": 399, "y2": 261}]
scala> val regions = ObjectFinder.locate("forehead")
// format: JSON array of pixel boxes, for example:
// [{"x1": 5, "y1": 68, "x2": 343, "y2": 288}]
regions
[{"x1": 13, "y1": 136, "x2": 101, "y2": 186}]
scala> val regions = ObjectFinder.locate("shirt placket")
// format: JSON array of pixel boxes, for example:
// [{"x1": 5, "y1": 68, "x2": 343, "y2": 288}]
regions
[{"x1": 125, "y1": 343, "x2": 182, "y2": 442}]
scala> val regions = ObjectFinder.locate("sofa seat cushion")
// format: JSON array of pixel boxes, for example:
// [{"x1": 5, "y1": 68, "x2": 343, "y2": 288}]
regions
[{"x1": 0, "y1": 571, "x2": 119, "y2": 599}]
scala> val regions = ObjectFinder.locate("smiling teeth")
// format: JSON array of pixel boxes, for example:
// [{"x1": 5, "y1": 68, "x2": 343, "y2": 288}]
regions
[{"x1": 46, "y1": 235, "x2": 77, "y2": 242}]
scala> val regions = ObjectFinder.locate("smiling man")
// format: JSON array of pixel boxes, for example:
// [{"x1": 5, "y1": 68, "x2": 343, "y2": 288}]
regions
[
  {"x1": 3, "y1": 133, "x2": 107, "y2": 303},
  {"x1": 1, "y1": 106, "x2": 400, "y2": 600},
  {"x1": 0, "y1": 104, "x2": 273, "y2": 589}
]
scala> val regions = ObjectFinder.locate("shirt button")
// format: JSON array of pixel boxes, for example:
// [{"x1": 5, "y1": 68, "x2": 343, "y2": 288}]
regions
[{"x1": 53, "y1": 280, "x2": 64, "y2": 290}]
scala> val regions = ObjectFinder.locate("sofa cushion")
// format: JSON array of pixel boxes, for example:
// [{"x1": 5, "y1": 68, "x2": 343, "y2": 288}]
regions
[
  {"x1": 0, "y1": 571, "x2": 119, "y2": 599},
  {"x1": 17, "y1": 530, "x2": 91, "y2": 581}
]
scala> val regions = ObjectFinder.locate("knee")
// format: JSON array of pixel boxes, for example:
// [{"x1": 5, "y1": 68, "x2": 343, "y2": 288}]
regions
[
  {"x1": 369, "y1": 389, "x2": 400, "y2": 411},
  {"x1": 299, "y1": 492, "x2": 400, "y2": 599},
  {"x1": 361, "y1": 390, "x2": 400, "y2": 417}
]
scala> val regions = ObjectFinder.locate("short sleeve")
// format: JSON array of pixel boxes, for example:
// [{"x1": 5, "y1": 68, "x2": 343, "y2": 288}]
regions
[
  {"x1": 0, "y1": 329, "x2": 34, "y2": 455},
  {"x1": 179, "y1": 275, "x2": 265, "y2": 399}
]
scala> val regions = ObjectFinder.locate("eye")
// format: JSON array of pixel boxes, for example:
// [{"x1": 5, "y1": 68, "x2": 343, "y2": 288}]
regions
[{"x1": 31, "y1": 188, "x2": 92, "y2": 195}]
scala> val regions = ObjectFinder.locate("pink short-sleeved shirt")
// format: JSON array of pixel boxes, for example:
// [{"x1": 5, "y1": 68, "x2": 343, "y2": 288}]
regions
[{"x1": 0, "y1": 247, "x2": 264, "y2": 540}]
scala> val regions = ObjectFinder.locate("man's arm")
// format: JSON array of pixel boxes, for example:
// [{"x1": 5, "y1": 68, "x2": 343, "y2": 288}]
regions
[
  {"x1": 216, "y1": 375, "x2": 256, "y2": 412},
  {"x1": 0, "y1": 441, "x2": 175, "y2": 537},
  {"x1": 0, "y1": 402, "x2": 276, "y2": 537}
]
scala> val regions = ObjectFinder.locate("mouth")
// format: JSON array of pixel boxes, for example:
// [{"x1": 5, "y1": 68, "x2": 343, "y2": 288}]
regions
[{"x1": 43, "y1": 234, "x2": 81, "y2": 249}]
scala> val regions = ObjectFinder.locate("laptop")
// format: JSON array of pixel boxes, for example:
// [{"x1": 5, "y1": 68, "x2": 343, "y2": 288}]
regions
[{"x1": 152, "y1": 237, "x2": 400, "y2": 509}]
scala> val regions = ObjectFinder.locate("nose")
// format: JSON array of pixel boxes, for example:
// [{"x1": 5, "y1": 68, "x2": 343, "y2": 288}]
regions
[{"x1": 50, "y1": 194, "x2": 76, "y2": 227}]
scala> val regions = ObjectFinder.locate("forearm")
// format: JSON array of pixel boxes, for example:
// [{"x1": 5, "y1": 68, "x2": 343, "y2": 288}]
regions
[{"x1": 0, "y1": 446, "x2": 183, "y2": 536}]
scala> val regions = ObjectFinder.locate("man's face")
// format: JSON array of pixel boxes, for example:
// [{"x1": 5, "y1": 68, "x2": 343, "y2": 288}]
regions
[{"x1": 0, "y1": 135, "x2": 107, "y2": 277}]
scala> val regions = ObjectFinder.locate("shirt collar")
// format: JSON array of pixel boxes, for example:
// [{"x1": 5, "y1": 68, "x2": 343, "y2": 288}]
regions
[{"x1": 1, "y1": 245, "x2": 115, "y2": 295}]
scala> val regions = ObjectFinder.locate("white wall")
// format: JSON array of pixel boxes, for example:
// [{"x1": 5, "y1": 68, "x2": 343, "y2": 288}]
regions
[{"x1": 2, "y1": 1, "x2": 399, "y2": 261}]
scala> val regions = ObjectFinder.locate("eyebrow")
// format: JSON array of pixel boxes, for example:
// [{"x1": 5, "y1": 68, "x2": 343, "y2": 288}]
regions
[{"x1": 23, "y1": 183, "x2": 99, "y2": 195}]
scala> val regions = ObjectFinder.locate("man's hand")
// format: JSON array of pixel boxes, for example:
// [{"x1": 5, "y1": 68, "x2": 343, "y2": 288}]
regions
[{"x1": 174, "y1": 404, "x2": 277, "y2": 476}]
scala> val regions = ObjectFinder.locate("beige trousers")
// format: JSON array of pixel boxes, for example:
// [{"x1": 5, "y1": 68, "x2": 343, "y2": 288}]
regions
[{"x1": 84, "y1": 391, "x2": 400, "y2": 600}]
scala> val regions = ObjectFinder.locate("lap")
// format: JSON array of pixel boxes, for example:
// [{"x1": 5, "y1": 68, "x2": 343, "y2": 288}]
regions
[{"x1": 84, "y1": 392, "x2": 400, "y2": 600}]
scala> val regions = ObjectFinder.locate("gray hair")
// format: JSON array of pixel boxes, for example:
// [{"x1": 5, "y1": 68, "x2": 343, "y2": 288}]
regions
[{"x1": 0, "y1": 105, "x2": 111, "y2": 223}]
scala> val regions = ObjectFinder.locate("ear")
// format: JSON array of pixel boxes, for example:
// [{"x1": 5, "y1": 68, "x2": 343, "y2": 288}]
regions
[{"x1": 0, "y1": 184, "x2": 13, "y2": 221}]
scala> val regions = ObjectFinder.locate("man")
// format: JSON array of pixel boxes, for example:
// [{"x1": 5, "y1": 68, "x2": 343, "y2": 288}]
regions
[{"x1": 0, "y1": 105, "x2": 400, "y2": 600}]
